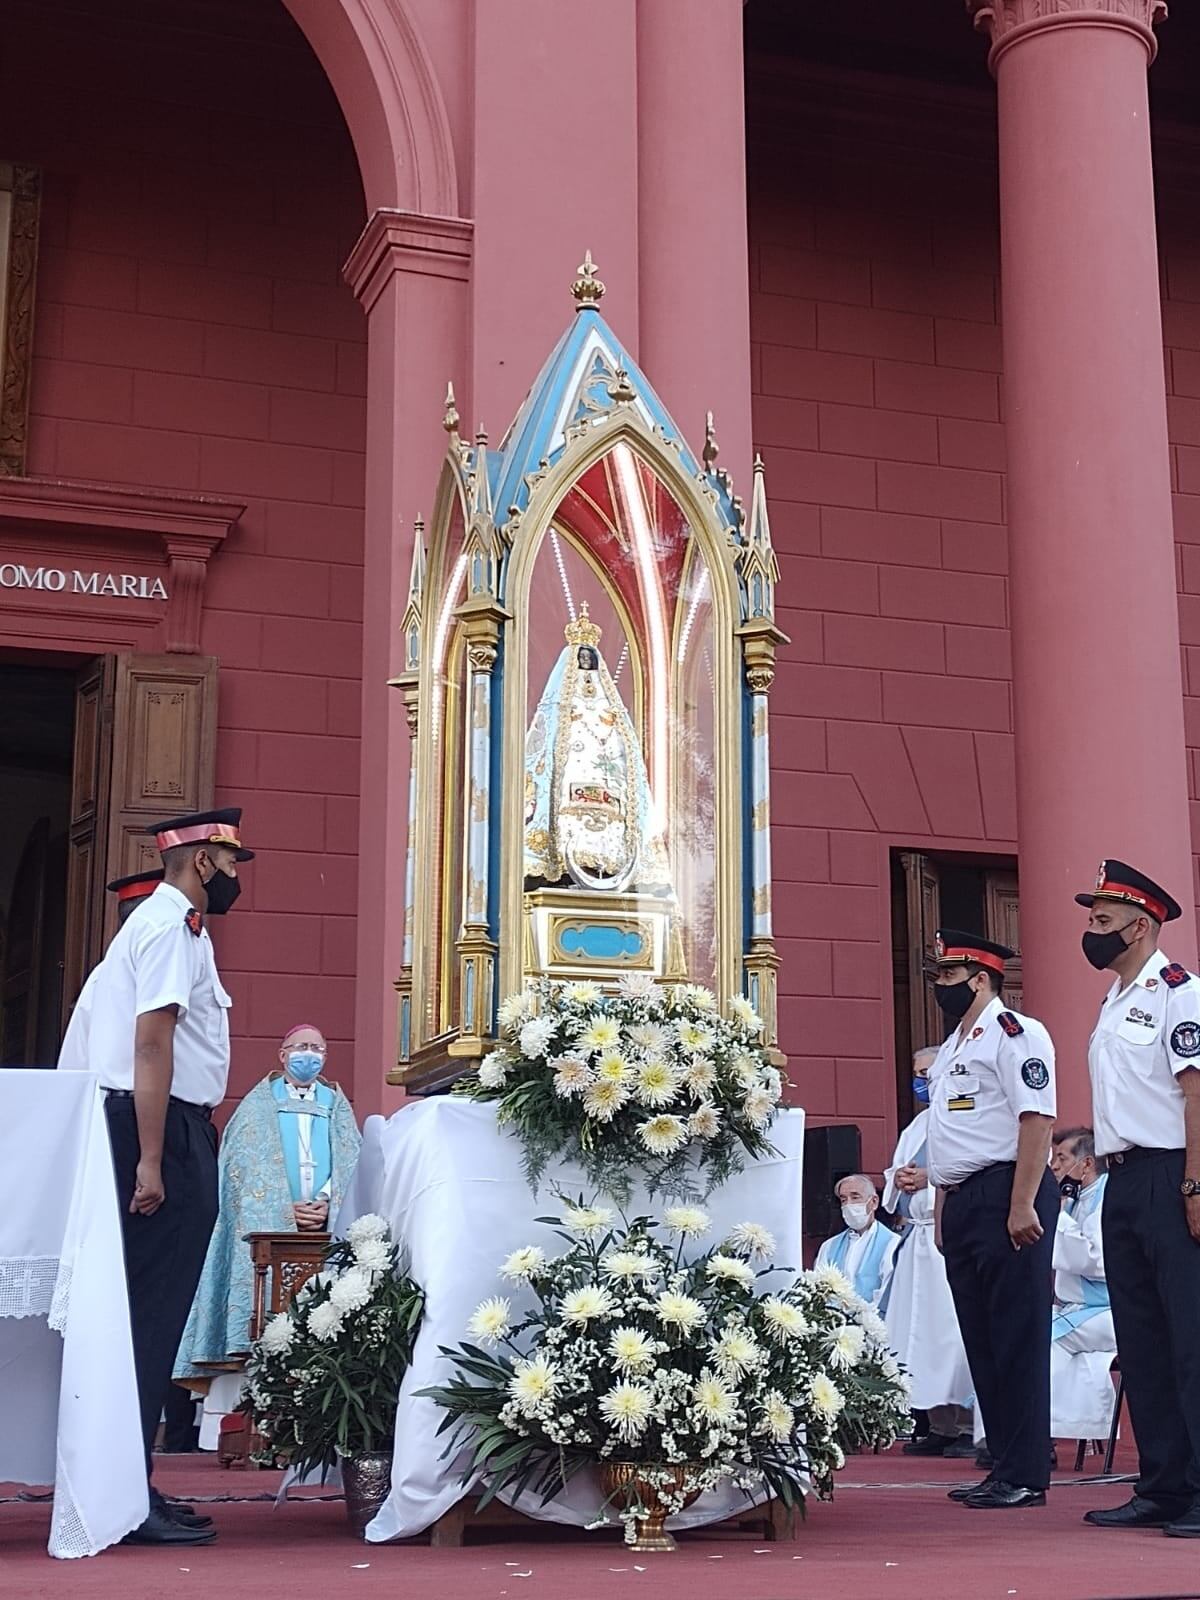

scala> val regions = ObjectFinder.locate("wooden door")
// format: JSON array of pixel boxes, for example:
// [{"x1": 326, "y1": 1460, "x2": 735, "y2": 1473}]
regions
[
  {"x1": 62, "y1": 656, "x2": 116, "y2": 1022},
  {"x1": 1, "y1": 817, "x2": 49, "y2": 1063},
  {"x1": 61, "y1": 653, "x2": 219, "y2": 1013},
  {"x1": 102, "y1": 654, "x2": 219, "y2": 944},
  {"x1": 900, "y1": 851, "x2": 942, "y2": 1055},
  {"x1": 985, "y1": 868, "x2": 1022, "y2": 1012}
]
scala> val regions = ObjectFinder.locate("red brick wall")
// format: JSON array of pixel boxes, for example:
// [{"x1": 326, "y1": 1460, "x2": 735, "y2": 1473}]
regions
[
  {"x1": 751, "y1": 93, "x2": 1200, "y2": 1178},
  {"x1": 749, "y1": 116, "x2": 1011, "y2": 1177},
  {"x1": 0, "y1": 0, "x2": 367, "y2": 1106}
]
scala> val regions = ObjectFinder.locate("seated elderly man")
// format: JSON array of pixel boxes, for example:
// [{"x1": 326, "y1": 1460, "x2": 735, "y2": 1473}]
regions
[
  {"x1": 815, "y1": 1172, "x2": 900, "y2": 1306},
  {"x1": 174, "y1": 1022, "x2": 361, "y2": 1445},
  {"x1": 1049, "y1": 1125, "x2": 1115, "y2": 1443}
]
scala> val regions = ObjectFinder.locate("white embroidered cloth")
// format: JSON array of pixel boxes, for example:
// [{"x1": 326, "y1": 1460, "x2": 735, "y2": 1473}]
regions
[
  {"x1": 0, "y1": 1071, "x2": 147, "y2": 1556},
  {"x1": 335, "y1": 1099, "x2": 806, "y2": 1541}
]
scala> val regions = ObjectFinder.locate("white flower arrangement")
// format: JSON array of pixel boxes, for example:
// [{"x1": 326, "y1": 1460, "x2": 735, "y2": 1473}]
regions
[
  {"x1": 244, "y1": 1220, "x2": 423, "y2": 1478},
  {"x1": 421, "y1": 1209, "x2": 910, "y2": 1534},
  {"x1": 458, "y1": 977, "x2": 785, "y2": 1198}
]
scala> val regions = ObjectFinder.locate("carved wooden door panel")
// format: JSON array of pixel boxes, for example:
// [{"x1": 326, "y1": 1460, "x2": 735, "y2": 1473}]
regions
[
  {"x1": 62, "y1": 656, "x2": 116, "y2": 1024},
  {"x1": 102, "y1": 654, "x2": 218, "y2": 943},
  {"x1": 900, "y1": 851, "x2": 942, "y2": 1057},
  {"x1": 985, "y1": 869, "x2": 1022, "y2": 1013}
]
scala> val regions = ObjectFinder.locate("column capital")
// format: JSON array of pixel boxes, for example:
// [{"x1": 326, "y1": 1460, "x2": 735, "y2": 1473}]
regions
[
  {"x1": 968, "y1": 1, "x2": 1167, "y2": 69},
  {"x1": 343, "y1": 208, "x2": 473, "y2": 313}
]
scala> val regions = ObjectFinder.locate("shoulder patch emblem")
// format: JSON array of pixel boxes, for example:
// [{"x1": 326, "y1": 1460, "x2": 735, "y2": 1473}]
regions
[
  {"x1": 1162, "y1": 964, "x2": 1191, "y2": 989},
  {"x1": 998, "y1": 1012, "x2": 1024, "y2": 1037},
  {"x1": 185, "y1": 909, "x2": 203, "y2": 938},
  {"x1": 1170, "y1": 1021, "x2": 1200, "y2": 1059},
  {"x1": 1021, "y1": 1058, "x2": 1050, "y2": 1090}
]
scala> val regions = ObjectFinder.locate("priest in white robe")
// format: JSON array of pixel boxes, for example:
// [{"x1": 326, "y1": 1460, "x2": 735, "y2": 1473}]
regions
[
  {"x1": 1049, "y1": 1126, "x2": 1115, "y2": 1442},
  {"x1": 883, "y1": 1048, "x2": 975, "y2": 1455},
  {"x1": 814, "y1": 1172, "x2": 900, "y2": 1306}
]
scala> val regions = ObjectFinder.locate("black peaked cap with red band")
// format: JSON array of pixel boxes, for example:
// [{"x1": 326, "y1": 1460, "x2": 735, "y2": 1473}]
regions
[
  {"x1": 106, "y1": 869, "x2": 164, "y2": 905},
  {"x1": 933, "y1": 928, "x2": 1015, "y2": 976},
  {"x1": 148, "y1": 807, "x2": 255, "y2": 862},
  {"x1": 1075, "y1": 859, "x2": 1181, "y2": 924}
]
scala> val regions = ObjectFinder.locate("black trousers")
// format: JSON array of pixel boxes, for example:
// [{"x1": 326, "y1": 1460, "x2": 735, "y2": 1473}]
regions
[
  {"x1": 1103, "y1": 1147, "x2": 1200, "y2": 1508},
  {"x1": 105, "y1": 1095, "x2": 219, "y2": 1481},
  {"x1": 942, "y1": 1163, "x2": 1058, "y2": 1490}
]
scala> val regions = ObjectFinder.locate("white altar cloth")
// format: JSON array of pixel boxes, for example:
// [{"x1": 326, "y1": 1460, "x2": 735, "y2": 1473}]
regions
[
  {"x1": 336, "y1": 1098, "x2": 805, "y2": 1541},
  {"x1": 0, "y1": 1071, "x2": 147, "y2": 1557}
]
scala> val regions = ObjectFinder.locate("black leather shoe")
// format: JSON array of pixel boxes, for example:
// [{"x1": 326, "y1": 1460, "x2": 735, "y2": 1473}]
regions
[
  {"x1": 942, "y1": 1436, "x2": 978, "y2": 1460},
  {"x1": 949, "y1": 1474, "x2": 994, "y2": 1502},
  {"x1": 975, "y1": 1446, "x2": 994, "y2": 1470},
  {"x1": 903, "y1": 1432, "x2": 951, "y2": 1456},
  {"x1": 152, "y1": 1489, "x2": 214, "y2": 1530},
  {"x1": 122, "y1": 1505, "x2": 217, "y2": 1546},
  {"x1": 1085, "y1": 1496, "x2": 1184, "y2": 1530},
  {"x1": 964, "y1": 1480, "x2": 1046, "y2": 1509},
  {"x1": 1164, "y1": 1504, "x2": 1200, "y2": 1538}
]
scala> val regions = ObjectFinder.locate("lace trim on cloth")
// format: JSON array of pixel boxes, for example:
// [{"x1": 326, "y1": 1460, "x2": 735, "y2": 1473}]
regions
[{"x1": 0, "y1": 1256, "x2": 60, "y2": 1320}]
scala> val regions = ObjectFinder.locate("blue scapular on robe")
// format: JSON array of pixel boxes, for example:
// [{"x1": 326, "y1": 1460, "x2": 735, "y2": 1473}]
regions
[
  {"x1": 823, "y1": 1222, "x2": 895, "y2": 1305},
  {"x1": 272, "y1": 1076, "x2": 334, "y2": 1200}
]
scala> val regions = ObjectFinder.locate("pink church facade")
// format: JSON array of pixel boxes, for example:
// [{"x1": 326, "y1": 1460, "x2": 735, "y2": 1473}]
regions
[{"x1": 0, "y1": 0, "x2": 1194, "y2": 1177}]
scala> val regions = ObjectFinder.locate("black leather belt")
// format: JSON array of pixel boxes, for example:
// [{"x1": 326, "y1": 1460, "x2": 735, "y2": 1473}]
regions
[
  {"x1": 939, "y1": 1160, "x2": 1016, "y2": 1195},
  {"x1": 104, "y1": 1088, "x2": 213, "y2": 1121},
  {"x1": 1108, "y1": 1145, "x2": 1177, "y2": 1167}
]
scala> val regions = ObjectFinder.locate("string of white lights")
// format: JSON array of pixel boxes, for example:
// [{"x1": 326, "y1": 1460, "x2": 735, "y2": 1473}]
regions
[{"x1": 550, "y1": 529, "x2": 576, "y2": 621}]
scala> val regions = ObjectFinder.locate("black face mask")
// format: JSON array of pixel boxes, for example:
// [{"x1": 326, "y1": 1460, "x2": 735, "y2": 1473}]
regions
[
  {"x1": 1081, "y1": 924, "x2": 1135, "y2": 971},
  {"x1": 934, "y1": 980, "x2": 976, "y2": 1021},
  {"x1": 203, "y1": 867, "x2": 241, "y2": 916}
]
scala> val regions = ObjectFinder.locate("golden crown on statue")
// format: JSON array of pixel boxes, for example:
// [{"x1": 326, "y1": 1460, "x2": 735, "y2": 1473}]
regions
[{"x1": 564, "y1": 602, "x2": 602, "y2": 647}]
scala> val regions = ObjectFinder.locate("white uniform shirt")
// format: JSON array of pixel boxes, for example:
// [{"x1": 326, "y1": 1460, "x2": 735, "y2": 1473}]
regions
[
  {"x1": 61, "y1": 881, "x2": 233, "y2": 1107},
  {"x1": 1087, "y1": 951, "x2": 1199, "y2": 1156},
  {"x1": 57, "y1": 966, "x2": 99, "y2": 1074},
  {"x1": 926, "y1": 994, "x2": 1057, "y2": 1188}
]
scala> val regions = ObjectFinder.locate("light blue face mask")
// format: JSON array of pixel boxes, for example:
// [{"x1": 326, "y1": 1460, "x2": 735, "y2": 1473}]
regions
[
  {"x1": 912, "y1": 1076, "x2": 930, "y2": 1104},
  {"x1": 286, "y1": 1050, "x2": 323, "y2": 1085}
]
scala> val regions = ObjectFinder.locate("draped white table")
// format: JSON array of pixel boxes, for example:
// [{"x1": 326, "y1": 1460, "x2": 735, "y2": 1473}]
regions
[
  {"x1": 0, "y1": 1071, "x2": 147, "y2": 1557},
  {"x1": 336, "y1": 1098, "x2": 805, "y2": 1542}
]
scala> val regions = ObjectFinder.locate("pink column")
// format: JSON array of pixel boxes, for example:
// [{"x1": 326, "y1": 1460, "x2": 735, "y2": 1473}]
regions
[
  {"x1": 344, "y1": 211, "x2": 471, "y2": 1114},
  {"x1": 636, "y1": 0, "x2": 753, "y2": 488},
  {"x1": 970, "y1": 0, "x2": 1194, "y2": 1112}
]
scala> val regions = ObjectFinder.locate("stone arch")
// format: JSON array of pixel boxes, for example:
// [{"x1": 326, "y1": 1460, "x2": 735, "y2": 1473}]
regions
[{"x1": 281, "y1": 0, "x2": 459, "y2": 217}]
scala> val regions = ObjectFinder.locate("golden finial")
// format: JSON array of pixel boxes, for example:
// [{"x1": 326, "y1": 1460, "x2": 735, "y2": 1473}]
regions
[
  {"x1": 475, "y1": 423, "x2": 489, "y2": 448},
  {"x1": 703, "y1": 410, "x2": 719, "y2": 472},
  {"x1": 564, "y1": 600, "x2": 602, "y2": 647},
  {"x1": 443, "y1": 382, "x2": 459, "y2": 438},
  {"x1": 571, "y1": 250, "x2": 606, "y2": 311}
]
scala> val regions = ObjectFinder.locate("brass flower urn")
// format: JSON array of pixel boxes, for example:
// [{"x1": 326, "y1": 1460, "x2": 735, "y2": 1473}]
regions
[{"x1": 601, "y1": 1463, "x2": 702, "y2": 1552}]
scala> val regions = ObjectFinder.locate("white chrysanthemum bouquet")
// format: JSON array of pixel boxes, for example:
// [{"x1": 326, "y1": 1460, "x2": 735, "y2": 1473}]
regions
[
  {"x1": 244, "y1": 1215, "x2": 424, "y2": 1478},
  {"x1": 457, "y1": 976, "x2": 785, "y2": 1198},
  {"x1": 420, "y1": 1207, "x2": 910, "y2": 1537}
]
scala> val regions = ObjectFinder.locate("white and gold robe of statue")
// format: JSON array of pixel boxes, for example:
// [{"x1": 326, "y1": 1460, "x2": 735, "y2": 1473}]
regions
[{"x1": 524, "y1": 613, "x2": 669, "y2": 892}]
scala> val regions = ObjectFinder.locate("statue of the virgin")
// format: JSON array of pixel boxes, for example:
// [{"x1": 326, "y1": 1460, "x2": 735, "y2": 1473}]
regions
[{"x1": 524, "y1": 606, "x2": 671, "y2": 893}]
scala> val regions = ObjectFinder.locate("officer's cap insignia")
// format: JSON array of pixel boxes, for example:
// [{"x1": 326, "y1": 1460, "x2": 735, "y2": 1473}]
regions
[
  {"x1": 1095, "y1": 860, "x2": 1107, "y2": 891},
  {"x1": 998, "y1": 1011, "x2": 1024, "y2": 1037},
  {"x1": 185, "y1": 909, "x2": 203, "y2": 938},
  {"x1": 1161, "y1": 963, "x2": 1190, "y2": 989},
  {"x1": 934, "y1": 932, "x2": 946, "y2": 959}
]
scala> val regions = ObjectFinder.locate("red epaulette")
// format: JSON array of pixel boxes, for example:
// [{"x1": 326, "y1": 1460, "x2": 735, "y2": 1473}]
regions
[
  {"x1": 185, "y1": 908, "x2": 204, "y2": 938},
  {"x1": 1161, "y1": 963, "x2": 1191, "y2": 989},
  {"x1": 998, "y1": 1011, "x2": 1024, "y2": 1037}
]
